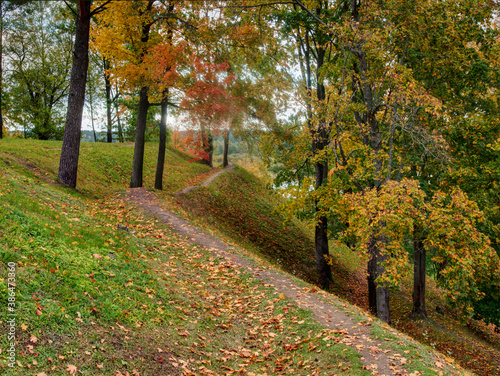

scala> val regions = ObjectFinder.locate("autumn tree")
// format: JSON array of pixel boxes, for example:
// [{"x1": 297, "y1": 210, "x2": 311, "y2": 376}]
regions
[{"x1": 255, "y1": 0, "x2": 500, "y2": 323}]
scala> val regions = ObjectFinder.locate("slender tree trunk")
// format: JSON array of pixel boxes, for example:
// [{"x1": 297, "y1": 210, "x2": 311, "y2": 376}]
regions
[
  {"x1": 314, "y1": 158, "x2": 332, "y2": 289},
  {"x1": 312, "y1": 54, "x2": 332, "y2": 289},
  {"x1": 154, "y1": 91, "x2": 168, "y2": 190},
  {"x1": 89, "y1": 89, "x2": 97, "y2": 142},
  {"x1": 201, "y1": 128, "x2": 213, "y2": 168},
  {"x1": 375, "y1": 246, "x2": 390, "y2": 324},
  {"x1": 293, "y1": 3, "x2": 333, "y2": 289},
  {"x1": 114, "y1": 99, "x2": 124, "y2": 142},
  {"x1": 207, "y1": 131, "x2": 213, "y2": 168},
  {"x1": 129, "y1": 0, "x2": 153, "y2": 186},
  {"x1": 103, "y1": 58, "x2": 113, "y2": 143},
  {"x1": 368, "y1": 234, "x2": 391, "y2": 323},
  {"x1": 367, "y1": 246, "x2": 377, "y2": 315},
  {"x1": 412, "y1": 224, "x2": 427, "y2": 318},
  {"x1": 58, "y1": 1, "x2": 91, "y2": 188},
  {"x1": 223, "y1": 129, "x2": 229, "y2": 167},
  {"x1": 130, "y1": 86, "x2": 149, "y2": 188}
]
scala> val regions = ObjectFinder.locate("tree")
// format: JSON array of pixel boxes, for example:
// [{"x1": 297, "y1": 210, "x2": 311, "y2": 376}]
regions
[
  {"x1": 4, "y1": 1, "x2": 73, "y2": 139},
  {"x1": 58, "y1": 0, "x2": 110, "y2": 188},
  {"x1": 0, "y1": 0, "x2": 31, "y2": 138},
  {"x1": 257, "y1": 0, "x2": 499, "y2": 324},
  {"x1": 93, "y1": 0, "x2": 186, "y2": 188}
]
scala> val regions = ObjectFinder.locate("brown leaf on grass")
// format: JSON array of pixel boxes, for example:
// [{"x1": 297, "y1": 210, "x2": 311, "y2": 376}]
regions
[
  {"x1": 132, "y1": 370, "x2": 140, "y2": 376},
  {"x1": 66, "y1": 364, "x2": 77, "y2": 375},
  {"x1": 93, "y1": 253, "x2": 102, "y2": 259},
  {"x1": 35, "y1": 373, "x2": 48, "y2": 376},
  {"x1": 435, "y1": 361, "x2": 443, "y2": 368},
  {"x1": 29, "y1": 335, "x2": 38, "y2": 343},
  {"x1": 240, "y1": 349, "x2": 252, "y2": 358},
  {"x1": 36, "y1": 309, "x2": 43, "y2": 316},
  {"x1": 97, "y1": 364, "x2": 104, "y2": 369}
]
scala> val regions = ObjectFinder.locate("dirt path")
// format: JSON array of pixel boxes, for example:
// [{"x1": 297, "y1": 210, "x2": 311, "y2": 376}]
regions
[
  {"x1": 126, "y1": 168, "x2": 454, "y2": 376},
  {"x1": 175, "y1": 163, "x2": 235, "y2": 196}
]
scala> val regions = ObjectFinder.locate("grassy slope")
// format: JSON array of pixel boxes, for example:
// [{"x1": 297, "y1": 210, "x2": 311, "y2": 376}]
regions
[
  {"x1": 0, "y1": 139, "x2": 367, "y2": 375},
  {"x1": 0, "y1": 138, "x2": 491, "y2": 375},
  {"x1": 173, "y1": 159, "x2": 500, "y2": 376}
]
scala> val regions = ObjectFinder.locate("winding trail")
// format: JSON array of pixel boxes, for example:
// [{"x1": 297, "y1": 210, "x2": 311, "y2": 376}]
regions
[
  {"x1": 127, "y1": 168, "x2": 454, "y2": 376},
  {"x1": 174, "y1": 163, "x2": 235, "y2": 196}
]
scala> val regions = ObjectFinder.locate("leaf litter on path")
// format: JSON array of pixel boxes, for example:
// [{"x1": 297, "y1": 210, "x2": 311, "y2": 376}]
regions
[{"x1": 127, "y1": 188, "x2": 468, "y2": 376}]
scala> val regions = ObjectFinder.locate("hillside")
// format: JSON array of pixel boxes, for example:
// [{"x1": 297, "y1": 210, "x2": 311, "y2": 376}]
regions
[{"x1": 0, "y1": 139, "x2": 497, "y2": 375}]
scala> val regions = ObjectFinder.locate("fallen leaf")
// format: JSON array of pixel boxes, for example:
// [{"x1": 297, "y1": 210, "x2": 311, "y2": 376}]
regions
[
  {"x1": 240, "y1": 349, "x2": 251, "y2": 358},
  {"x1": 30, "y1": 335, "x2": 38, "y2": 343},
  {"x1": 93, "y1": 254, "x2": 102, "y2": 259},
  {"x1": 66, "y1": 364, "x2": 77, "y2": 375}
]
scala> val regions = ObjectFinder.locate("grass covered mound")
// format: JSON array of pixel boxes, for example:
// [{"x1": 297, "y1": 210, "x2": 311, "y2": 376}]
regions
[
  {"x1": 0, "y1": 139, "x2": 210, "y2": 196},
  {"x1": 176, "y1": 167, "x2": 319, "y2": 284},
  {"x1": 0, "y1": 140, "x2": 368, "y2": 375}
]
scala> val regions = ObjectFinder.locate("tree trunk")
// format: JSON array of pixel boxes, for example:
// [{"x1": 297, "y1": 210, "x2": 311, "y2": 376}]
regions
[
  {"x1": 130, "y1": 86, "x2": 149, "y2": 188},
  {"x1": 154, "y1": 91, "x2": 168, "y2": 190},
  {"x1": 223, "y1": 129, "x2": 229, "y2": 167},
  {"x1": 312, "y1": 155, "x2": 331, "y2": 290},
  {"x1": 128, "y1": 0, "x2": 153, "y2": 185},
  {"x1": 375, "y1": 248, "x2": 391, "y2": 324},
  {"x1": 207, "y1": 132, "x2": 213, "y2": 168},
  {"x1": 412, "y1": 224, "x2": 427, "y2": 318},
  {"x1": 89, "y1": 89, "x2": 97, "y2": 142},
  {"x1": 103, "y1": 58, "x2": 113, "y2": 143},
  {"x1": 201, "y1": 129, "x2": 213, "y2": 168},
  {"x1": 367, "y1": 248, "x2": 377, "y2": 315},
  {"x1": 368, "y1": 234, "x2": 391, "y2": 323},
  {"x1": 58, "y1": 1, "x2": 91, "y2": 188},
  {"x1": 114, "y1": 98, "x2": 124, "y2": 142}
]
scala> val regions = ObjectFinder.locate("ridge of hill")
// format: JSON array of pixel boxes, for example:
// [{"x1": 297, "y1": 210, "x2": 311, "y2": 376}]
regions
[{"x1": 0, "y1": 139, "x2": 497, "y2": 375}]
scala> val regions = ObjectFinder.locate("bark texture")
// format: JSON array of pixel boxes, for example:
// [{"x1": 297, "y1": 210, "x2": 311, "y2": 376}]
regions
[
  {"x1": 367, "y1": 235, "x2": 391, "y2": 323},
  {"x1": 154, "y1": 93, "x2": 168, "y2": 190},
  {"x1": 412, "y1": 225, "x2": 427, "y2": 318},
  {"x1": 103, "y1": 58, "x2": 113, "y2": 143},
  {"x1": 130, "y1": 86, "x2": 150, "y2": 188},
  {"x1": 223, "y1": 130, "x2": 229, "y2": 168},
  {"x1": 58, "y1": 1, "x2": 91, "y2": 188}
]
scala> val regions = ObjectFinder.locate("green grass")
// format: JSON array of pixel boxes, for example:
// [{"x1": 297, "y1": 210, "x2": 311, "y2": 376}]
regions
[
  {"x1": 0, "y1": 139, "x2": 367, "y2": 375},
  {"x1": 0, "y1": 138, "x2": 210, "y2": 196},
  {"x1": 0, "y1": 138, "x2": 492, "y2": 375},
  {"x1": 176, "y1": 167, "x2": 319, "y2": 284}
]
